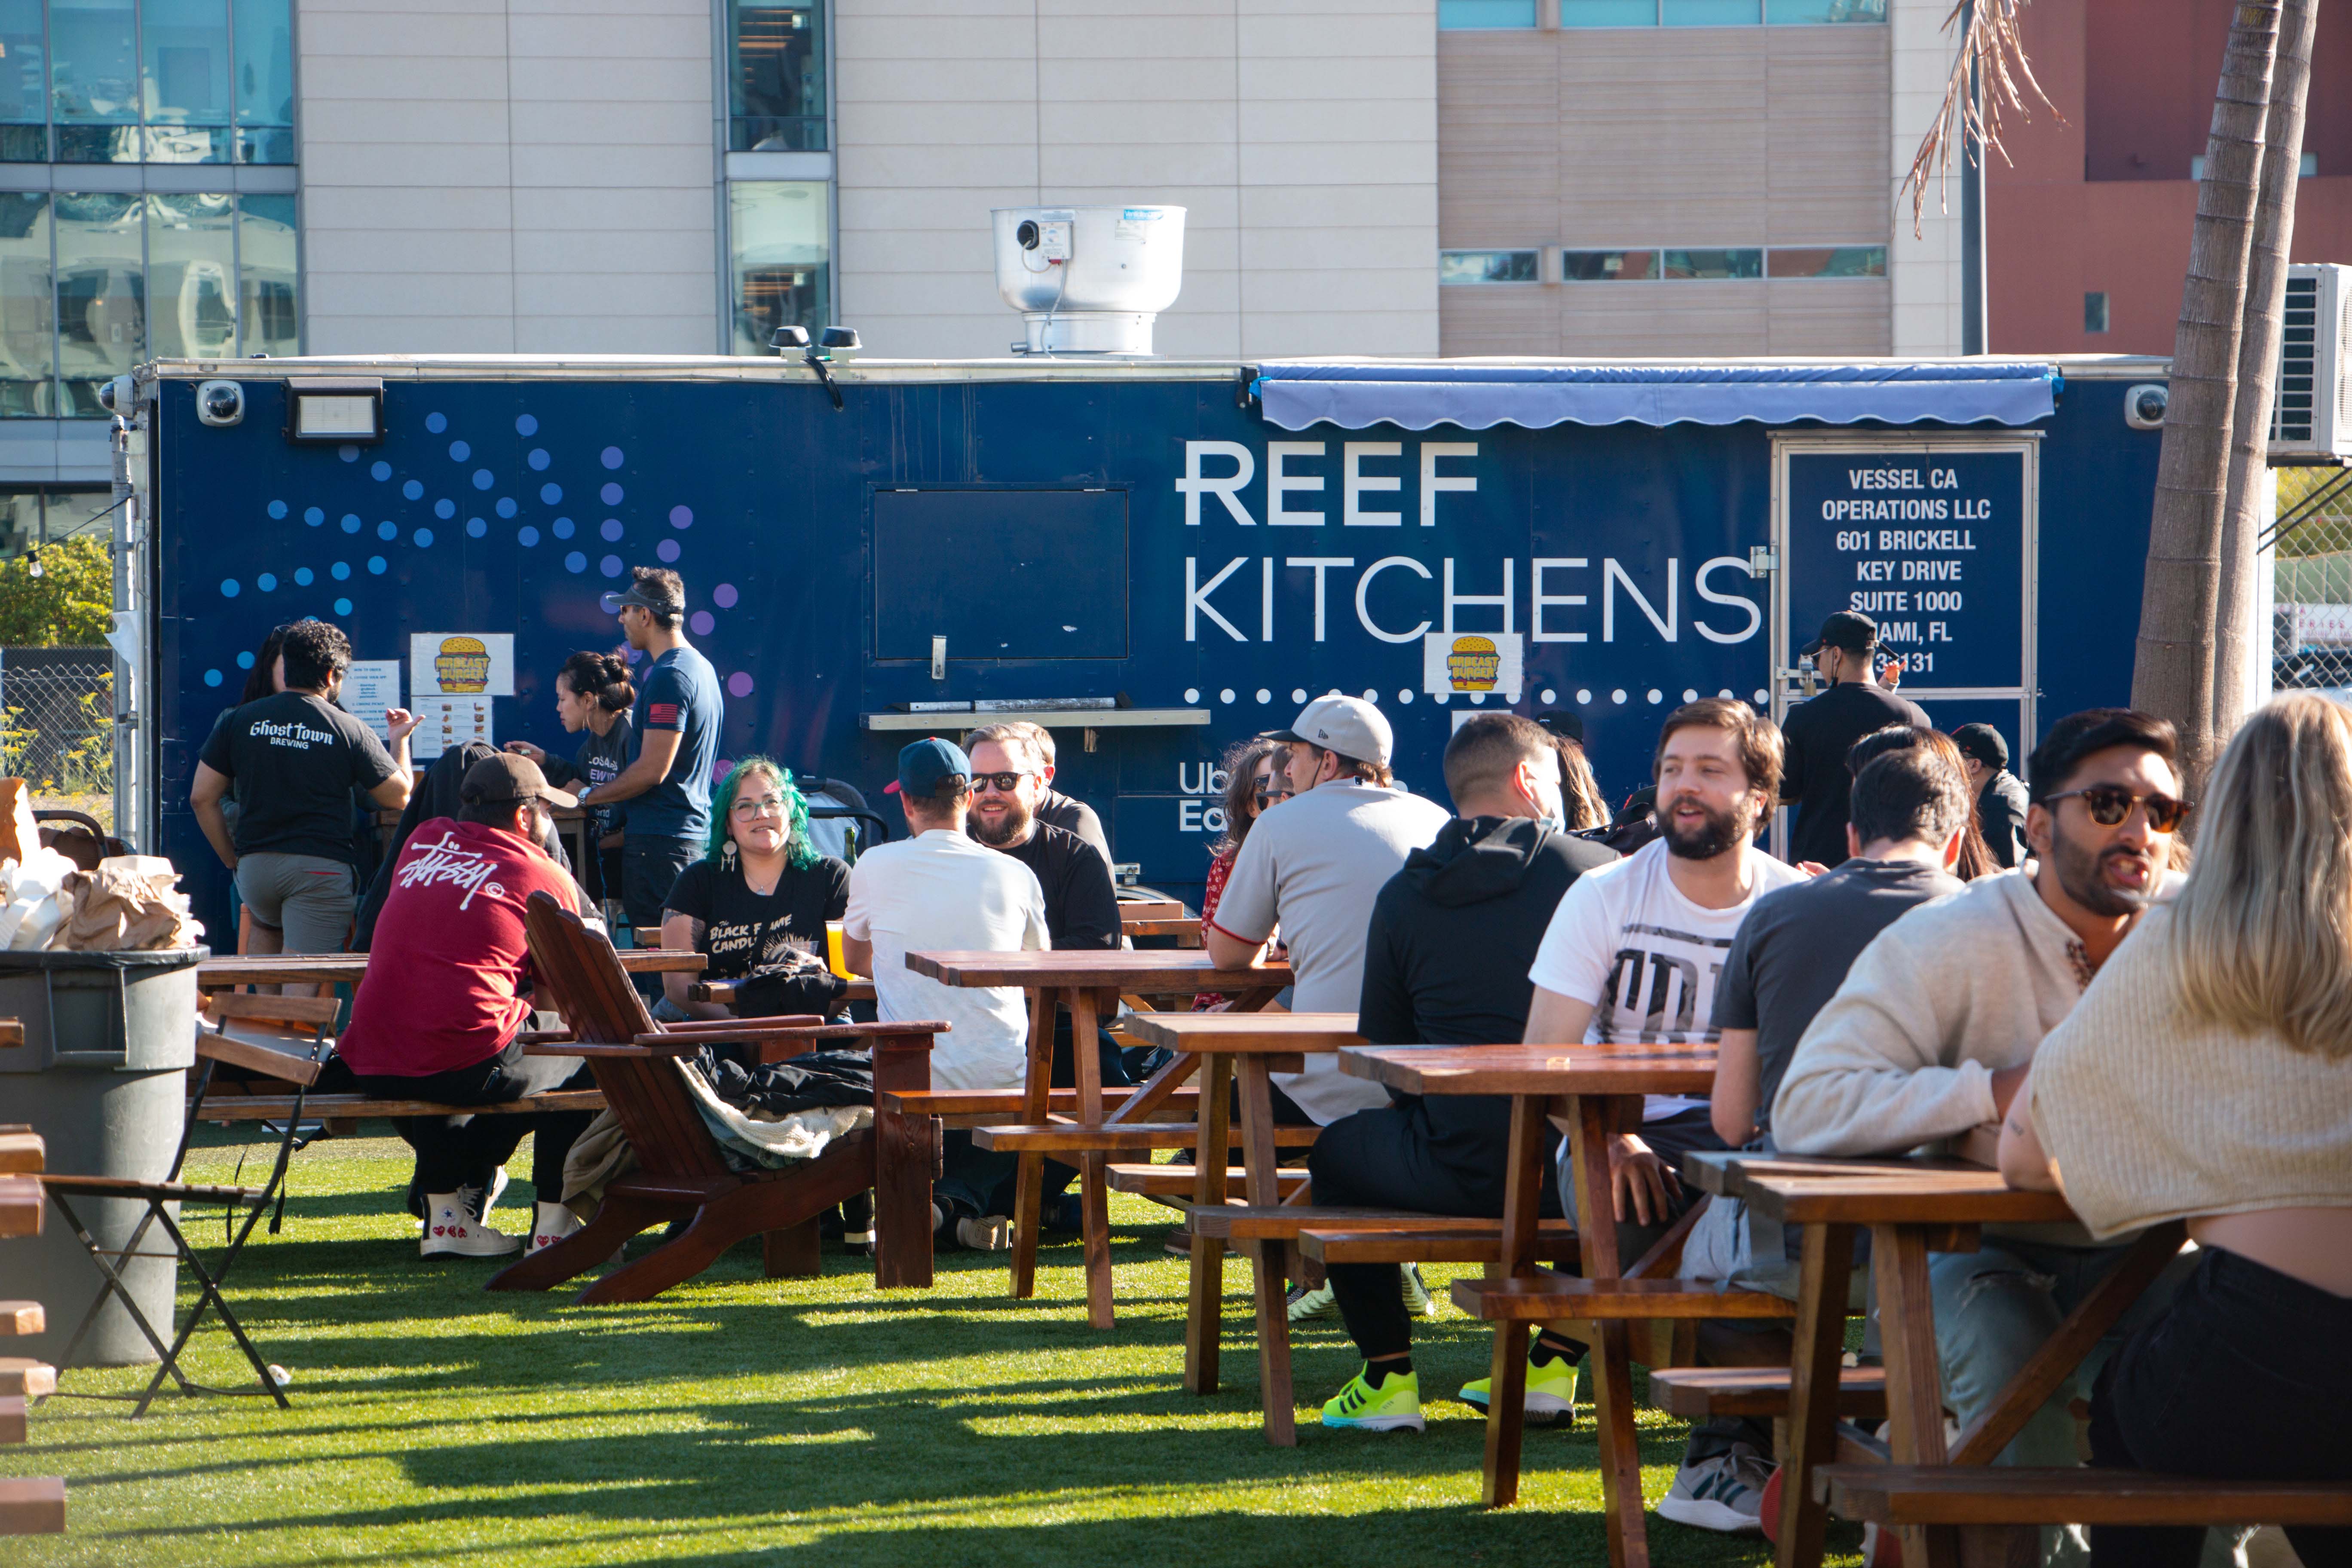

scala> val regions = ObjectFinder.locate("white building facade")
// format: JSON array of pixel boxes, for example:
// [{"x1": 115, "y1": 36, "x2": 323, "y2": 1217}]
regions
[{"x1": 0, "y1": 0, "x2": 1957, "y2": 532}]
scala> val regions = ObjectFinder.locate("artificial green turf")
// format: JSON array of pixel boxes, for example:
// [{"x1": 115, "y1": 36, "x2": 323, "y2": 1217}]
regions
[{"x1": 4, "y1": 1129, "x2": 1865, "y2": 1567}]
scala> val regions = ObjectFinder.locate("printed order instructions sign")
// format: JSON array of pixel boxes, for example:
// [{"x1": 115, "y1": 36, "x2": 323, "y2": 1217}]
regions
[
  {"x1": 343, "y1": 659, "x2": 402, "y2": 743},
  {"x1": 410, "y1": 632, "x2": 515, "y2": 697}
]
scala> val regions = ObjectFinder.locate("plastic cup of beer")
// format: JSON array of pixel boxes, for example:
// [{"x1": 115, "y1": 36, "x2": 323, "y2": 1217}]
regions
[{"x1": 826, "y1": 920, "x2": 851, "y2": 979}]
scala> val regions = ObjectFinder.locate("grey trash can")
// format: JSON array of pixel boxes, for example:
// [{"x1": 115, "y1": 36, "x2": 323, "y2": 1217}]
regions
[{"x1": 0, "y1": 946, "x2": 207, "y2": 1367}]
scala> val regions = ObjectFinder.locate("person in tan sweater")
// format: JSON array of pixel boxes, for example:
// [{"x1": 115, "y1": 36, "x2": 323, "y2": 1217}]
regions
[{"x1": 2001, "y1": 695, "x2": 2352, "y2": 1568}]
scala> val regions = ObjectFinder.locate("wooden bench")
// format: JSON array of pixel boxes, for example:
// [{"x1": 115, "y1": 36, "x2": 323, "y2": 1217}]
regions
[
  {"x1": 1649, "y1": 1364, "x2": 1887, "y2": 1421},
  {"x1": 192, "y1": 1090, "x2": 610, "y2": 1124},
  {"x1": 1816, "y1": 1464, "x2": 2352, "y2": 1531},
  {"x1": 485, "y1": 894, "x2": 946, "y2": 1304},
  {"x1": 1108, "y1": 1164, "x2": 1308, "y2": 1201},
  {"x1": 0, "y1": 1305, "x2": 34, "y2": 1448},
  {"x1": 879, "y1": 1087, "x2": 1199, "y2": 1129},
  {"x1": 1300, "y1": 1224, "x2": 1581, "y2": 1267},
  {"x1": 973, "y1": 1122, "x2": 1319, "y2": 1154},
  {"x1": 0, "y1": 1359, "x2": 55, "y2": 1398},
  {"x1": 0, "y1": 1476, "x2": 64, "y2": 1536}
]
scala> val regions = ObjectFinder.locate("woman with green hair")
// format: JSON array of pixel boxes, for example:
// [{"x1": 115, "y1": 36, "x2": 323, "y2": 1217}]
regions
[{"x1": 658, "y1": 756, "x2": 851, "y2": 1022}]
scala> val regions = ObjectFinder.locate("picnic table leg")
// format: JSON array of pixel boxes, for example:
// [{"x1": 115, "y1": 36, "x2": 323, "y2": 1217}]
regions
[
  {"x1": 1571, "y1": 1094, "x2": 1649, "y2": 1565},
  {"x1": 761, "y1": 1219, "x2": 822, "y2": 1278},
  {"x1": 1479, "y1": 1092, "x2": 1551, "y2": 1509},
  {"x1": 1009, "y1": 985, "x2": 1055, "y2": 1300},
  {"x1": 870, "y1": 1032, "x2": 936, "y2": 1291},
  {"x1": 1237, "y1": 1054, "x2": 1295, "y2": 1446},
  {"x1": 1775, "y1": 1220, "x2": 1857, "y2": 1568},
  {"x1": 1183, "y1": 1052, "x2": 1235, "y2": 1396},
  {"x1": 1873, "y1": 1223, "x2": 1960, "y2": 1568},
  {"x1": 1073, "y1": 986, "x2": 1116, "y2": 1330}
]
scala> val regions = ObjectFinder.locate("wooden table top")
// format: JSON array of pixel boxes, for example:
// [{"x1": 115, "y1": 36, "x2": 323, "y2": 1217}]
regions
[
  {"x1": 1341, "y1": 1043, "x2": 1720, "y2": 1097},
  {"x1": 690, "y1": 978, "x2": 876, "y2": 1004},
  {"x1": 198, "y1": 949, "x2": 706, "y2": 986},
  {"x1": 1681, "y1": 1149, "x2": 1999, "y2": 1199},
  {"x1": 1125, "y1": 1011, "x2": 1361, "y2": 1054},
  {"x1": 1736, "y1": 1169, "x2": 2080, "y2": 1227},
  {"x1": 903, "y1": 950, "x2": 1290, "y2": 990}
]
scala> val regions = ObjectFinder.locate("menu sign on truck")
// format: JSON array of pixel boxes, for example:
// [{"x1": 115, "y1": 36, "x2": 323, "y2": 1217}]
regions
[{"x1": 1784, "y1": 447, "x2": 2028, "y2": 692}]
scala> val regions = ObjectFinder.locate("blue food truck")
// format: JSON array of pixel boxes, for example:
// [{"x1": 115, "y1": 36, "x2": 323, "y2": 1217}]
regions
[{"x1": 120, "y1": 350, "x2": 2180, "y2": 934}]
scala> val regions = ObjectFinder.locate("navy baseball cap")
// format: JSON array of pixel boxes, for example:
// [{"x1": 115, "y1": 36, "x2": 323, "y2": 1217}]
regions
[
  {"x1": 885, "y1": 736, "x2": 972, "y2": 796},
  {"x1": 1801, "y1": 609, "x2": 1877, "y2": 658}
]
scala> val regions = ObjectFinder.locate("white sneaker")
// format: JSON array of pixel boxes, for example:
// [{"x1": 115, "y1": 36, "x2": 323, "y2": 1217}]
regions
[
  {"x1": 422, "y1": 1189, "x2": 521, "y2": 1258},
  {"x1": 956, "y1": 1214, "x2": 1012, "y2": 1251},
  {"x1": 472, "y1": 1167, "x2": 509, "y2": 1221},
  {"x1": 1654, "y1": 1444, "x2": 1773, "y2": 1533},
  {"x1": 1401, "y1": 1262, "x2": 1440, "y2": 1319},
  {"x1": 1286, "y1": 1280, "x2": 1338, "y2": 1322},
  {"x1": 530, "y1": 1202, "x2": 581, "y2": 1254}
]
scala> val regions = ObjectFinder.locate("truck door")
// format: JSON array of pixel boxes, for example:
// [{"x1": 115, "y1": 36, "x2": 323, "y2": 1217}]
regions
[{"x1": 1770, "y1": 435, "x2": 2039, "y2": 854}]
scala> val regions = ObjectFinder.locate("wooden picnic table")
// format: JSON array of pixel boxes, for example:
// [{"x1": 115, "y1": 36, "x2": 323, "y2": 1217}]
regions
[
  {"x1": 903, "y1": 949, "x2": 1290, "y2": 1328},
  {"x1": 688, "y1": 977, "x2": 876, "y2": 1006},
  {"x1": 1124, "y1": 1011, "x2": 1362, "y2": 1445},
  {"x1": 1343, "y1": 1043, "x2": 1718, "y2": 1565},
  {"x1": 196, "y1": 949, "x2": 705, "y2": 992},
  {"x1": 1727, "y1": 1164, "x2": 2187, "y2": 1568}
]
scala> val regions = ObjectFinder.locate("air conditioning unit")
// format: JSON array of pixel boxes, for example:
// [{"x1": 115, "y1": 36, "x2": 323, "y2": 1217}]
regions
[{"x1": 2270, "y1": 262, "x2": 2352, "y2": 460}]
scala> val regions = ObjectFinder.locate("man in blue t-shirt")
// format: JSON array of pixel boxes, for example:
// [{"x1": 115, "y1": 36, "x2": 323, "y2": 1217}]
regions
[{"x1": 575, "y1": 567, "x2": 724, "y2": 930}]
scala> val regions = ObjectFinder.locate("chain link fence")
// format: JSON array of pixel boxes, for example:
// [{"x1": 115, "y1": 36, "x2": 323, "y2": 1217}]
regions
[
  {"x1": 1, "y1": 648, "x2": 114, "y2": 833},
  {"x1": 2271, "y1": 469, "x2": 2352, "y2": 695}
]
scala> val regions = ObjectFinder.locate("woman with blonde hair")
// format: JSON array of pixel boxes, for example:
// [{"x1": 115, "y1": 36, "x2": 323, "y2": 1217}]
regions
[{"x1": 2000, "y1": 693, "x2": 2352, "y2": 1567}]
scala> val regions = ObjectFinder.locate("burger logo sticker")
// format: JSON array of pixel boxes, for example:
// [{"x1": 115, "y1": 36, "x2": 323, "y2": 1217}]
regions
[
  {"x1": 434, "y1": 635, "x2": 492, "y2": 692},
  {"x1": 1446, "y1": 634, "x2": 1501, "y2": 692}
]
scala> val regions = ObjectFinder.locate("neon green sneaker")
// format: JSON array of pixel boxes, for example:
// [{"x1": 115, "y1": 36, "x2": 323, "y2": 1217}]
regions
[
  {"x1": 1458, "y1": 1353, "x2": 1579, "y2": 1423},
  {"x1": 1320, "y1": 1367, "x2": 1425, "y2": 1433}
]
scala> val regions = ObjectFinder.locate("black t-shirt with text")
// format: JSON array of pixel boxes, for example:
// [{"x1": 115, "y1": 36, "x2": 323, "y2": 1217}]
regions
[
  {"x1": 978, "y1": 821, "x2": 1120, "y2": 949},
  {"x1": 198, "y1": 690, "x2": 401, "y2": 866},
  {"x1": 1778, "y1": 680, "x2": 1933, "y2": 867},
  {"x1": 663, "y1": 854, "x2": 851, "y2": 980}
]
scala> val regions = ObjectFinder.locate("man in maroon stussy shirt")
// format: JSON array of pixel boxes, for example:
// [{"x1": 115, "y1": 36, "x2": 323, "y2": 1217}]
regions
[{"x1": 339, "y1": 753, "x2": 597, "y2": 1260}]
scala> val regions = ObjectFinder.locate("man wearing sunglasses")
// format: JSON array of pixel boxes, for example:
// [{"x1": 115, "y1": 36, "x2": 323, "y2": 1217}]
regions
[{"x1": 1775, "y1": 707, "x2": 2193, "y2": 1507}]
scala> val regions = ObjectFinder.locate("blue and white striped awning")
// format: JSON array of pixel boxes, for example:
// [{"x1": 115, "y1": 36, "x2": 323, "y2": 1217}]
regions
[{"x1": 1251, "y1": 361, "x2": 2061, "y2": 432}]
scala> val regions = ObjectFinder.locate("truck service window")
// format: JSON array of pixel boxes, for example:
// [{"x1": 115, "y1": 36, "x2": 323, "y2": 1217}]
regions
[{"x1": 872, "y1": 488, "x2": 1129, "y2": 661}]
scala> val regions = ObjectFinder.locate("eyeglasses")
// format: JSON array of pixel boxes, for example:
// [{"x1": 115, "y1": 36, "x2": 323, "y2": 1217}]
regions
[
  {"x1": 1253, "y1": 784, "x2": 1293, "y2": 809},
  {"x1": 2043, "y1": 785, "x2": 2189, "y2": 834},
  {"x1": 731, "y1": 796, "x2": 787, "y2": 818},
  {"x1": 972, "y1": 772, "x2": 1032, "y2": 793}
]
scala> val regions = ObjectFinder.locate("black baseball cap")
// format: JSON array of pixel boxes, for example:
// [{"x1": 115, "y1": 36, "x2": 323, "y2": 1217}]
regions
[
  {"x1": 1951, "y1": 723, "x2": 2009, "y2": 772},
  {"x1": 615, "y1": 580, "x2": 684, "y2": 616},
  {"x1": 1801, "y1": 610, "x2": 1877, "y2": 658},
  {"x1": 1535, "y1": 708, "x2": 1585, "y2": 746}
]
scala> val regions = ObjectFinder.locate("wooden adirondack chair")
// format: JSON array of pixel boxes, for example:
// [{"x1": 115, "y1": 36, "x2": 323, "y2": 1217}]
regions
[{"x1": 486, "y1": 892, "x2": 946, "y2": 1304}]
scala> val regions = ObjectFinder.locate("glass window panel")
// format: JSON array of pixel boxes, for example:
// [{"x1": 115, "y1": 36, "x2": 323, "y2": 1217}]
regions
[
  {"x1": 233, "y1": 0, "x2": 293, "y2": 127},
  {"x1": 729, "y1": 3, "x2": 825, "y2": 152},
  {"x1": 2084, "y1": 291, "x2": 2110, "y2": 334},
  {"x1": 729, "y1": 181, "x2": 828, "y2": 355},
  {"x1": 1439, "y1": 0, "x2": 1538, "y2": 26},
  {"x1": 0, "y1": 1, "x2": 47, "y2": 126},
  {"x1": 1559, "y1": 0, "x2": 1658, "y2": 21},
  {"x1": 1764, "y1": 0, "x2": 1883, "y2": 20},
  {"x1": 236, "y1": 191, "x2": 298, "y2": 356},
  {"x1": 0, "y1": 191, "x2": 52, "y2": 417},
  {"x1": 1766, "y1": 245, "x2": 1886, "y2": 278},
  {"x1": 146, "y1": 191, "x2": 233, "y2": 358},
  {"x1": 51, "y1": 0, "x2": 139, "y2": 124},
  {"x1": 1662, "y1": 247, "x2": 1763, "y2": 279},
  {"x1": 143, "y1": 0, "x2": 230, "y2": 125},
  {"x1": 1561, "y1": 248, "x2": 1660, "y2": 281},
  {"x1": 54, "y1": 190, "x2": 141, "y2": 415},
  {"x1": 1664, "y1": 0, "x2": 1760, "y2": 21},
  {"x1": 1440, "y1": 249, "x2": 1540, "y2": 285},
  {"x1": 0, "y1": 489, "x2": 38, "y2": 554},
  {"x1": 55, "y1": 124, "x2": 138, "y2": 161},
  {"x1": 40, "y1": 487, "x2": 107, "y2": 542}
]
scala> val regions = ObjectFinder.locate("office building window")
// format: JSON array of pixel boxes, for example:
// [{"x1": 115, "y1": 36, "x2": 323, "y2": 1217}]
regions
[
  {"x1": 1561, "y1": 0, "x2": 1882, "y2": 22},
  {"x1": 1763, "y1": 0, "x2": 1885, "y2": 20},
  {"x1": 0, "y1": 188, "x2": 300, "y2": 417},
  {"x1": 729, "y1": 181, "x2": 828, "y2": 354},
  {"x1": 1441, "y1": 249, "x2": 1540, "y2": 284},
  {"x1": 1663, "y1": 247, "x2": 1762, "y2": 280},
  {"x1": 1767, "y1": 245, "x2": 1887, "y2": 278},
  {"x1": 1561, "y1": 248, "x2": 1659, "y2": 281},
  {"x1": 0, "y1": 484, "x2": 110, "y2": 557},
  {"x1": 1664, "y1": 0, "x2": 1759, "y2": 22},
  {"x1": 2085, "y1": 291, "x2": 2110, "y2": 334},
  {"x1": 1439, "y1": 0, "x2": 1537, "y2": 24},
  {"x1": 0, "y1": 0, "x2": 291, "y2": 164},
  {"x1": 729, "y1": 2, "x2": 825, "y2": 152}
]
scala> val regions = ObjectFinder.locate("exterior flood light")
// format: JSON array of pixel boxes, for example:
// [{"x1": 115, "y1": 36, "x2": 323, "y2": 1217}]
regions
[{"x1": 284, "y1": 378, "x2": 385, "y2": 444}]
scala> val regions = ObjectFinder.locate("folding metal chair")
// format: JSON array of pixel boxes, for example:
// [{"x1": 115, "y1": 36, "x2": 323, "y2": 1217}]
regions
[{"x1": 184, "y1": 994, "x2": 339, "y2": 1234}]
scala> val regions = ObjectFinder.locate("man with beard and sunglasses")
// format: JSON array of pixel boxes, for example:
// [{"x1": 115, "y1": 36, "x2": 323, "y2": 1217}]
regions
[
  {"x1": 1512, "y1": 698, "x2": 1809, "y2": 1530},
  {"x1": 1774, "y1": 708, "x2": 2192, "y2": 1540}
]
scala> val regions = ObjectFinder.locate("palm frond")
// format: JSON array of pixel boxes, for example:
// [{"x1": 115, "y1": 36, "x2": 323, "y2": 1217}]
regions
[{"x1": 1901, "y1": 0, "x2": 2065, "y2": 238}]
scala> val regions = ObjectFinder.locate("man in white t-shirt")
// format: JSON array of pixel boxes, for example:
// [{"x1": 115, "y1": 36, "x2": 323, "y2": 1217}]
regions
[
  {"x1": 1205, "y1": 695, "x2": 1452, "y2": 1126},
  {"x1": 1519, "y1": 695, "x2": 1807, "y2": 1534},
  {"x1": 842, "y1": 737, "x2": 1049, "y2": 1250}
]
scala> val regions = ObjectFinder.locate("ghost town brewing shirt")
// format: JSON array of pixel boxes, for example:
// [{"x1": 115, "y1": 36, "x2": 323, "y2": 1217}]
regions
[
  {"x1": 197, "y1": 690, "x2": 402, "y2": 866},
  {"x1": 335, "y1": 819, "x2": 584, "y2": 1076}
]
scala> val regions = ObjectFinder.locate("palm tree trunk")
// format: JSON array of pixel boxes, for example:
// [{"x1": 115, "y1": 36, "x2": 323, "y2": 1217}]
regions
[
  {"x1": 2131, "y1": 0, "x2": 2283, "y2": 784},
  {"x1": 2211, "y1": 0, "x2": 2318, "y2": 738}
]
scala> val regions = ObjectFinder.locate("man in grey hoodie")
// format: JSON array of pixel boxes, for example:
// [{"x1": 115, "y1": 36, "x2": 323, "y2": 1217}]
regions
[
  {"x1": 1312, "y1": 714, "x2": 1616, "y2": 1435},
  {"x1": 1773, "y1": 707, "x2": 2190, "y2": 1481}
]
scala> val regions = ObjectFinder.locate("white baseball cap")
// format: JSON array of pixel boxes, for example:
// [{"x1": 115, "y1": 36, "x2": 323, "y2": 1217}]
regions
[{"x1": 1268, "y1": 695, "x2": 1393, "y2": 769}]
